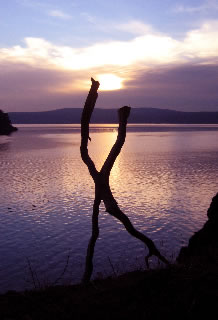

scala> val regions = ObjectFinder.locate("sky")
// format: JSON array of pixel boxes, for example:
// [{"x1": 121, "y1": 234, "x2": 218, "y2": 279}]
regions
[{"x1": 0, "y1": 0, "x2": 218, "y2": 112}]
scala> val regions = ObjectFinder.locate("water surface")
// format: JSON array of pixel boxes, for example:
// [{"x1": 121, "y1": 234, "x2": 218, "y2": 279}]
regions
[{"x1": 0, "y1": 124, "x2": 218, "y2": 292}]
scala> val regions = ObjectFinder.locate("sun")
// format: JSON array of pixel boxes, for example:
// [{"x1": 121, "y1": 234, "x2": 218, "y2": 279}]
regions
[{"x1": 97, "y1": 74, "x2": 123, "y2": 91}]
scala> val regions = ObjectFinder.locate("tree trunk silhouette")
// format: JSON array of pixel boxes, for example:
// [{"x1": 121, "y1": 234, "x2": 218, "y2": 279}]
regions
[{"x1": 81, "y1": 78, "x2": 169, "y2": 284}]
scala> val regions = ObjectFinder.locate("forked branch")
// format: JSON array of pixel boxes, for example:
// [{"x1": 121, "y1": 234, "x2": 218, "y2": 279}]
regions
[{"x1": 81, "y1": 78, "x2": 169, "y2": 283}]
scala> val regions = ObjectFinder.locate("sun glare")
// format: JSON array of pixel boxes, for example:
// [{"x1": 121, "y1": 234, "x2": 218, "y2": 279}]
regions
[{"x1": 97, "y1": 74, "x2": 123, "y2": 91}]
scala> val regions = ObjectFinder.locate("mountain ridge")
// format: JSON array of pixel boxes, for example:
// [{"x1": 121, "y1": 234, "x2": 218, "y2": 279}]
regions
[{"x1": 8, "y1": 107, "x2": 218, "y2": 124}]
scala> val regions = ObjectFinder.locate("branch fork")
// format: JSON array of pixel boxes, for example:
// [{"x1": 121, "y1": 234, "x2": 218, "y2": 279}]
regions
[{"x1": 80, "y1": 78, "x2": 169, "y2": 283}]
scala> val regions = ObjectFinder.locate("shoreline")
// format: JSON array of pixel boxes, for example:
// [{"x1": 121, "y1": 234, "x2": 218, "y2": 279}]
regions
[{"x1": 0, "y1": 257, "x2": 218, "y2": 319}]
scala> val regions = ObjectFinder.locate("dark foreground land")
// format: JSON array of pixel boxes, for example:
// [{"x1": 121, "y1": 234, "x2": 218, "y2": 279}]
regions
[{"x1": 0, "y1": 256, "x2": 218, "y2": 320}]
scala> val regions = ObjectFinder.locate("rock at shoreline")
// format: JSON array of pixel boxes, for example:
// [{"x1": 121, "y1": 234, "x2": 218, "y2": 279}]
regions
[
  {"x1": 0, "y1": 110, "x2": 18, "y2": 135},
  {"x1": 177, "y1": 193, "x2": 218, "y2": 262}
]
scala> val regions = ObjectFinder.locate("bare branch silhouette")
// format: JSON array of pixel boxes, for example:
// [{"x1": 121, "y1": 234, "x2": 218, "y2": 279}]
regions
[{"x1": 80, "y1": 78, "x2": 169, "y2": 284}]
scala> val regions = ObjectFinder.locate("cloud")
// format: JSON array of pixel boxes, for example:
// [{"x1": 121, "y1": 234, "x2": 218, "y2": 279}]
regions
[
  {"x1": 1, "y1": 19, "x2": 218, "y2": 111},
  {"x1": 183, "y1": 21, "x2": 218, "y2": 58},
  {"x1": 17, "y1": 0, "x2": 72, "y2": 20},
  {"x1": 0, "y1": 35, "x2": 179, "y2": 71},
  {"x1": 48, "y1": 9, "x2": 72, "y2": 20},
  {"x1": 115, "y1": 20, "x2": 155, "y2": 35},
  {"x1": 0, "y1": 62, "x2": 87, "y2": 111},
  {"x1": 173, "y1": 0, "x2": 218, "y2": 13},
  {"x1": 1, "y1": 20, "x2": 218, "y2": 73},
  {"x1": 1, "y1": 61, "x2": 218, "y2": 112},
  {"x1": 96, "y1": 63, "x2": 218, "y2": 111}
]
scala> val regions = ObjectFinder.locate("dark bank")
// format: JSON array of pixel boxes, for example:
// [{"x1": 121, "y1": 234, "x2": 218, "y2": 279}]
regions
[{"x1": 0, "y1": 110, "x2": 17, "y2": 135}]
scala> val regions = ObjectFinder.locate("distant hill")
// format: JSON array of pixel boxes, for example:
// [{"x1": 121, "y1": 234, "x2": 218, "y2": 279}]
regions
[{"x1": 9, "y1": 107, "x2": 218, "y2": 124}]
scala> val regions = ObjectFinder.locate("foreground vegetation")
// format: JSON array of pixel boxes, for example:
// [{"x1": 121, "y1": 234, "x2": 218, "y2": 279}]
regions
[{"x1": 0, "y1": 254, "x2": 218, "y2": 320}]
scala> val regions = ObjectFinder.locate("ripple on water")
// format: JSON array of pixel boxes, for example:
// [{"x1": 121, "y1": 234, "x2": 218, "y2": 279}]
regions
[{"x1": 0, "y1": 126, "x2": 218, "y2": 292}]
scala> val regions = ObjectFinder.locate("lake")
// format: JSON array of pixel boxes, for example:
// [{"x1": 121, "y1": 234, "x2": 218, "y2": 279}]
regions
[{"x1": 0, "y1": 124, "x2": 218, "y2": 292}]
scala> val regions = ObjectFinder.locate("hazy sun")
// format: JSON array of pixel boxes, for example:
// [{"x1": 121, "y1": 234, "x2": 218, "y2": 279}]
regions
[{"x1": 97, "y1": 74, "x2": 123, "y2": 91}]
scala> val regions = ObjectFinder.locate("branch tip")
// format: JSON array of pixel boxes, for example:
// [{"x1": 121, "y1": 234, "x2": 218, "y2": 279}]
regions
[
  {"x1": 118, "y1": 106, "x2": 131, "y2": 122},
  {"x1": 91, "y1": 77, "x2": 100, "y2": 90}
]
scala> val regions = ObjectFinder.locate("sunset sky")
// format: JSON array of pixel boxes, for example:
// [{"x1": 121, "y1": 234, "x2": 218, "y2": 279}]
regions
[{"x1": 1, "y1": 0, "x2": 218, "y2": 112}]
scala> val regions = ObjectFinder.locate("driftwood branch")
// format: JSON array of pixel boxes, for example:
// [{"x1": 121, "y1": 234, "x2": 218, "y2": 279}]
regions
[
  {"x1": 81, "y1": 78, "x2": 169, "y2": 284},
  {"x1": 101, "y1": 106, "x2": 130, "y2": 176},
  {"x1": 82, "y1": 195, "x2": 101, "y2": 283},
  {"x1": 80, "y1": 77, "x2": 99, "y2": 180}
]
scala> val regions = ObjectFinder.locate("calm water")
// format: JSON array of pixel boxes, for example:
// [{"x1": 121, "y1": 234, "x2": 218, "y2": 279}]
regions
[{"x1": 0, "y1": 124, "x2": 218, "y2": 292}]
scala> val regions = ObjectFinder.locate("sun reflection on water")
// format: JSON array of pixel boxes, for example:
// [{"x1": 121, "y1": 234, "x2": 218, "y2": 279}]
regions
[{"x1": 0, "y1": 125, "x2": 218, "y2": 292}]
